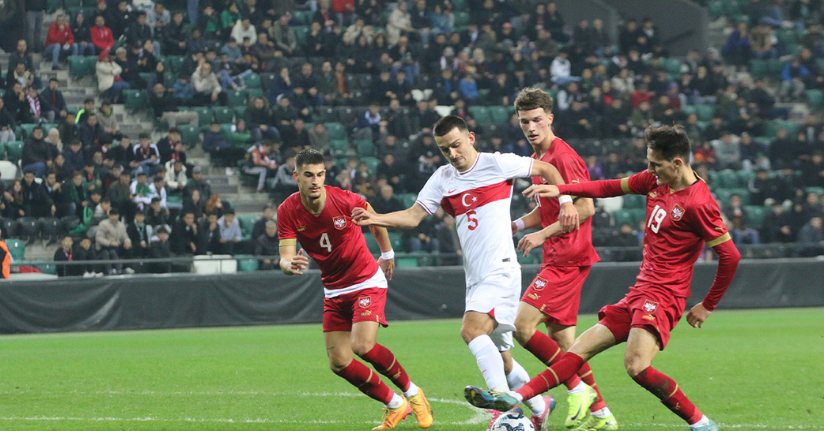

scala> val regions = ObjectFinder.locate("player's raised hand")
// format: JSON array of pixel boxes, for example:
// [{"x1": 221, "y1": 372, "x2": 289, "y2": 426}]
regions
[
  {"x1": 290, "y1": 249, "x2": 310, "y2": 275},
  {"x1": 559, "y1": 202, "x2": 579, "y2": 233},
  {"x1": 523, "y1": 184, "x2": 560, "y2": 200},
  {"x1": 351, "y1": 207, "x2": 373, "y2": 226},
  {"x1": 686, "y1": 302, "x2": 711, "y2": 328},
  {"x1": 378, "y1": 256, "x2": 395, "y2": 280},
  {"x1": 518, "y1": 232, "x2": 546, "y2": 257}
]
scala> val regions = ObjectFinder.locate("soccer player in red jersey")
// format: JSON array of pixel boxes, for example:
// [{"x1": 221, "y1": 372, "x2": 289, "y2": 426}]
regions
[
  {"x1": 278, "y1": 149, "x2": 434, "y2": 430},
  {"x1": 465, "y1": 125, "x2": 740, "y2": 431},
  {"x1": 509, "y1": 88, "x2": 617, "y2": 430}
]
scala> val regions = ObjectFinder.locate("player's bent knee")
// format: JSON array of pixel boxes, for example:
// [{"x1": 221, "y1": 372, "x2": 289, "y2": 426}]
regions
[
  {"x1": 460, "y1": 326, "x2": 486, "y2": 344},
  {"x1": 513, "y1": 323, "x2": 535, "y2": 346},
  {"x1": 623, "y1": 354, "x2": 650, "y2": 377},
  {"x1": 351, "y1": 340, "x2": 376, "y2": 357},
  {"x1": 329, "y1": 357, "x2": 353, "y2": 373}
]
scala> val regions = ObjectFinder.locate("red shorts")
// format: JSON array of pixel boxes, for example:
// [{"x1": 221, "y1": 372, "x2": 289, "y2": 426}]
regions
[
  {"x1": 521, "y1": 266, "x2": 591, "y2": 326},
  {"x1": 323, "y1": 287, "x2": 389, "y2": 332},
  {"x1": 597, "y1": 286, "x2": 686, "y2": 350}
]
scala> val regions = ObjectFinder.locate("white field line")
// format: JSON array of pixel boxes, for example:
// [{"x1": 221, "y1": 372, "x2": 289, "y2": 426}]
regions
[{"x1": 0, "y1": 391, "x2": 817, "y2": 429}]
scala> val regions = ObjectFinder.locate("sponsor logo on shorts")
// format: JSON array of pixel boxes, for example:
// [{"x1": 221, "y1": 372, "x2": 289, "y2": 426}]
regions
[
  {"x1": 532, "y1": 276, "x2": 548, "y2": 291},
  {"x1": 333, "y1": 216, "x2": 347, "y2": 230},
  {"x1": 358, "y1": 296, "x2": 371, "y2": 308},
  {"x1": 361, "y1": 311, "x2": 372, "y2": 317},
  {"x1": 642, "y1": 314, "x2": 655, "y2": 321},
  {"x1": 671, "y1": 204, "x2": 685, "y2": 221},
  {"x1": 528, "y1": 293, "x2": 540, "y2": 301},
  {"x1": 643, "y1": 300, "x2": 658, "y2": 314}
]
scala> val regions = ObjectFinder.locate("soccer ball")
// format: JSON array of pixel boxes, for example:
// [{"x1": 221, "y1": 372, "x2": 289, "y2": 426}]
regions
[{"x1": 489, "y1": 411, "x2": 535, "y2": 431}]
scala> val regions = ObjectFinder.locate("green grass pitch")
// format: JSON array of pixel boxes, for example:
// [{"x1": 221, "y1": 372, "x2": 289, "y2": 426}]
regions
[{"x1": 0, "y1": 308, "x2": 822, "y2": 430}]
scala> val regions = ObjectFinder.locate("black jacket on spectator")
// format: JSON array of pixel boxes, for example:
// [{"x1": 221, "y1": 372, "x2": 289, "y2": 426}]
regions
[
  {"x1": 40, "y1": 88, "x2": 68, "y2": 115},
  {"x1": 255, "y1": 232, "x2": 279, "y2": 257},
  {"x1": 0, "y1": 106, "x2": 15, "y2": 131},
  {"x1": 3, "y1": 90, "x2": 28, "y2": 123},
  {"x1": 127, "y1": 22, "x2": 153, "y2": 46},
  {"x1": 21, "y1": 179, "x2": 53, "y2": 217},
  {"x1": 79, "y1": 121, "x2": 106, "y2": 148},
  {"x1": 22, "y1": 136, "x2": 53, "y2": 167},
  {"x1": 170, "y1": 220, "x2": 198, "y2": 255},
  {"x1": 148, "y1": 91, "x2": 179, "y2": 119},
  {"x1": 127, "y1": 220, "x2": 151, "y2": 257},
  {"x1": 54, "y1": 246, "x2": 84, "y2": 277},
  {"x1": 244, "y1": 106, "x2": 272, "y2": 129},
  {"x1": 196, "y1": 219, "x2": 223, "y2": 254},
  {"x1": 58, "y1": 120, "x2": 79, "y2": 145},
  {"x1": 251, "y1": 217, "x2": 272, "y2": 241}
]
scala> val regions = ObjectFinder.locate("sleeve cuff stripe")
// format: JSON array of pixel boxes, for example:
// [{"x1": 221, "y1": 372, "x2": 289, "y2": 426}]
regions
[
  {"x1": 707, "y1": 232, "x2": 731, "y2": 248},
  {"x1": 279, "y1": 239, "x2": 297, "y2": 246},
  {"x1": 415, "y1": 200, "x2": 435, "y2": 215},
  {"x1": 620, "y1": 177, "x2": 632, "y2": 194}
]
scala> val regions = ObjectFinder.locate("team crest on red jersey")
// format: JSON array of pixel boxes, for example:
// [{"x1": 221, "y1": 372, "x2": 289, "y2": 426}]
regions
[
  {"x1": 671, "y1": 204, "x2": 685, "y2": 221},
  {"x1": 532, "y1": 276, "x2": 548, "y2": 291},
  {"x1": 333, "y1": 216, "x2": 347, "y2": 230},
  {"x1": 643, "y1": 300, "x2": 659, "y2": 314},
  {"x1": 358, "y1": 296, "x2": 371, "y2": 308}
]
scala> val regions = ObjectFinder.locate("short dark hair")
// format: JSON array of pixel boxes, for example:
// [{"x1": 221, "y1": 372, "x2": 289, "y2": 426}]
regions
[
  {"x1": 433, "y1": 115, "x2": 468, "y2": 137},
  {"x1": 295, "y1": 148, "x2": 325, "y2": 169},
  {"x1": 108, "y1": 207, "x2": 120, "y2": 216},
  {"x1": 224, "y1": 208, "x2": 236, "y2": 215},
  {"x1": 645, "y1": 125, "x2": 691, "y2": 161},
  {"x1": 514, "y1": 87, "x2": 554, "y2": 113},
  {"x1": 156, "y1": 226, "x2": 168, "y2": 234}
]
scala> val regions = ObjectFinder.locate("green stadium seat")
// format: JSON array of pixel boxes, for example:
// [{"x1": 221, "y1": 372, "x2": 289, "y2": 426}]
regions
[
  {"x1": 354, "y1": 140, "x2": 375, "y2": 157},
  {"x1": 736, "y1": 170, "x2": 755, "y2": 187},
  {"x1": 234, "y1": 106, "x2": 247, "y2": 119},
  {"x1": 715, "y1": 188, "x2": 750, "y2": 206},
  {"x1": 212, "y1": 106, "x2": 235, "y2": 124},
  {"x1": 0, "y1": 141, "x2": 6, "y2": 160},
  {"x1": 767, "y1": 58, "x2": 784, "y2": 75},
  {"x1": 293, "y1": 26, "x2": 309, "y2": 45},
  {"x1": 396, "y1": 257, "x2": 419, "y2": 268},
  {"x1": 18, "y1": 124, "x2": 37, "y2": 139},
  {"x1": 766, "y1": 120, "x2": 798, "y2": 138},
  {"x1": 245, "y1": 89, "x2": 264, "y2": 100},
  {"x1": 245, "y1": 73, "x2": 262, "y2": 89},
  {"x1": 662, "y1": 58, "x2": 682, "y2": 75},
  {"x1": 454, "y1": 11, "x2": 469, "y2": 26},
  {"x1": 622, "y1": 194, "x2": 646, "y2": 209},
  {"x1": 695, "y1": 105, "x2": 716, "y2": 122},
  {"x1": 227, "y1": 90, "x2": 248, "y2": 106},
  {"x1": 294, "y1": 9, "x2": 313, "y2": 25},
  {"x1": 179, "y1": 125, "x2": 200, "y2": 147},
  {"x1": 181, "y1": 107, "x2": 214, "y2": 125},
  {"x1": 806, "y1": 89, "x2": 824, "y2": 109},
  {"x1": 5, "y1": 141, "x2": 23, "y2": 163},
  {"x1": 468, "y1": 106, "x2": 491, "y2": 123},
  {"x1": 749, "y1": 59, "x2": 768, "y2": 78},
  {"x1": 396, "y1": 193, "x2": 418, "y2": 208},
  {"x1": 715, "y1": 169, "x2": 741, "y2": 188},
  {"x1": 612, "y1": 209, "x2": 645, "y2": 227},
  {"x1": 163, "y1": 56, "x2": 184, "y2": 74},
  {"x1": 362, "y1": 157, "x2": 380, "y2": 174},
  {"x1": 744, "y1": 206, "x2": 767, "y2": 229},
  {"x1": 68, "y1": 56, "x2": 92, "y2": 78},
  {"x1": 806, "y1": 187, "x2": 824, "y2": 196},
  {"x1": 237, "y1": 215, "x2": 256, "y2": 240},
  {"x1": 236, "y1": 255, "x2": 259, "y2": 272},
  {"x1": 488, "y1": 106, "x2": 511, "y2": 124},
  {"x1": 325, "y1": 122, "x2": 346, "y2": 139},
  {"x1": 5, "y1": 239, "x2": 25, "y2": 261},
  {"x1": 124, "y1": 89, "x2": 148, "y2": 112},
  {"x1": 388, "y1": 232, "x2": 404, "y2": 252},
  {"x1": 328, "y1": 139, "x2": 350, "y2": 157},
  {"x1": 364, "y1": 234, "x2": 381, "y2": 253}
]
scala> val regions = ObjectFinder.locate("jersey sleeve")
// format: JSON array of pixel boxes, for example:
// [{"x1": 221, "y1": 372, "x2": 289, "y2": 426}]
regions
[
  {"x1": 620, "y1": 170, "x2": 658, "y2": 195},
  {"x1": 343, "y1": 188, "x2": 368, "y2": 211},
  {"x1": 555, "y1": 152, "x2": 591, "y2": 184},
  {"x1": 277, "y1": 202, "x2": 297, "y2": 246},
  {"x1": 493, "y1": 152, "x2": 534, "y2": 179},
  {"x1": 415, "y1": 169, "x2": 443, "y2": 215},
  {"x1": 690, "y1": 200, "x2": 732, "y2": 247}
]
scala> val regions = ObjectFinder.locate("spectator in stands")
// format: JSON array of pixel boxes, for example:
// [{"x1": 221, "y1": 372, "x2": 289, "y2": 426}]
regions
[
  {"x1": 217, "y1": 208, "x2": 241, "y2": 254},
  {"x1": 149, "y1": 175, "x2": 168, "y2": 210},
  {"x1": 21, "y1": 169, "x2": 54, "y2": 219},
  {"x1": 109, "y1": 1, "x2": 134, "y2": 39},
  {"x1": 186, "y1": 166, "x2": 212, "y2": 201},
  {"x1": 0, "y1": 98, "x2": 16, "y2": 143},
  {"x1": 7, "y1": 40, "x2": 34, "y2": 82},
  {"x1": 387, "y1": 1, "x2": 413, "y2": 45},
  {"x1": 107, "y1": 169, "x2": 133, "y2": 218},
  {"x1": 54, "y1": 235, "x2": 82, "y2": 277},
  {"x1": 73, "y1": 237, "x2": 98, "y2": 277},
  {"x1": 97, "y1": 101, "x2": 121, "y2": 142},
  {"x1": 95, "y1": 208, "x2": 133, "y2": 275},
  {"x1": 22, "y1": 126, "x2": 51, "y2": 178},
  {"x1": 372, "y1": 184, "x2": 403, "y2": 214},
  {"x1": 740, "y1": 133, "x2": 770, "y2": 171},
  {"x1": 271, "y1": 14, "x2": 297, "y2": 56},
  {"x1": 181, "y1": 188, "x2": 204, "y2": 223},
  {"x1": 9, "y1": 62, "x2": 35, "y2": 91},
  {"x1": 232, "y1": 17, "x2": 258, "y2": 45},
  {"x1": 1, "y1": 179, "x2": 24, "y2": 221},
  {"x1": 90, "y1": 16, "x2": 114, "y2": 55},
  {"x1": 802, "y1": 152, "x2": 824, "y2": 187},
  {"x1": 196, "y1": 212, "x2": 221, "y2": 254},
  {"x1": 164, "y1": 12, "x2": 188, "y2": 56},
  {"x1": 272, "y1": 155, "x2": 299, "y2": 194},
  {"x1": 245, "y1": 96, "x2": 280, "y2": 143},
  {"x1": 71, "y1": 12, "x2": 95, "y2": 56},
  {"x1": 96, "y1": 51, "x2": 129, "y2": 103},
  {"x1": 191, "y1": 62, "x2": 226, "y2": 105},
  {"x1": 64, "y1": 171, "x2": 87, "y2": 219},
  {"x1": 81, "y1": 161, "x2": 102, "y2": 194},
  {"x1": 712, "y1": 132, "x2": 742, "y2": 170},
  {"x1": 147, "y1": 2, "x2": 170, "y2": 34},
  {"x1": 79, "y1": 113, "x2": 105, "y2": 149},
  {"x1": 255, "y1": 220, "x2": 279, "y2": 270},
  {"x1": 145, "y1": 196, "x2": 170, "y2": 231},
  {"x1": 749, "y1": 167, "x2": 789, "y2": 206},
  {"x1": 779, "y1": 57, "x2": 809, "y2": 101},
  {"x1": 149, "y1": 226, "x2": 185, "y2": 273},
  {"x1": 798, "y1": 216, "x2": 824, "y2": 256},
  {"x1": 762, "y1": 202, "x2": 793, "y2": 243},
  {"x1": 40, "y1": 79, "x2": 68, "y2": 124},
  {"x1": 45, "y1": 14, "x2": 74, "y2": 71},
  {"x1": 133, "y1": 133, "x2": 161, "y2": 175},
  {"x1": 165, "y1": 160, "x2": 188, "y2": 196},
  {"x1": 196, "y1": 5, "x2": 222, "y2": 41},
  {"x1": 23, "y1": 86, "x2": 47, "y2": 124},
  {"x1": 725, "y1": 194, "x2": 760, "y2": 245},
  {"x1": 354, "y1": 103, "x2": 382, "y2": 141},
  {"x1": 127, "y1": 210, "x2": 151, "y2": 264},
  {"x1": 171, "y1": 211, "x2": 199, "y2": 255},
  {"x1": 149, "y1": 83, "x2": 197, "y2": 128},
  {"x1": 203, "y1": 121, "x2": 245, "y2": 170},
  {"x1": 436, "y1": 214, "x2": 462, "y2": 265},
  {"x1": 131, "y1": 172, "x2": 153, "y2": 211},
  {"x1": 50, "y1": 153, "x2": 72, "y2": 183}
]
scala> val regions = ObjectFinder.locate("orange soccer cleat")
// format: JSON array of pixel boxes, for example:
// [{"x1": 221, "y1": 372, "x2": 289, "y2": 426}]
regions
[
  {"x1": 407, "y1": 388, "x2": 434, "y2": 428},
  {"x1": 373, "y1": 397, "x2": 412, "y2": 430}
]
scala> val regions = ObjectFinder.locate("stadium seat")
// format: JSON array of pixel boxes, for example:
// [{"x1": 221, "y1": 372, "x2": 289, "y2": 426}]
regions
[
  {"x1": 488, "y1": 106, "x2": 511, "y2": 124},
  {"x1": 212, "y1": 107, "x2": 235, "y2": 124},
  {"x1": 0, "y1": 142, "x2": 6, "y2": 160},
  {"x1": 245, "y1": 73, "x2": 262, "y2": 89},
  {"x1": 766, "y1": 120, "x2": 798, "y2": 138},
  {"x1": 325, "y1": 122, "x2": 346, "y2": 139},
  {"x1": 354, "y1": 140, "x2": 375, "y2": 157},
  {"x1": 5, "y1": 141, "x2": 23, "y2": 163},
  {"x1": 227, "y1": 90, "x2": 248, "y2": 106},
  {"x1": 124, "y1": 89, "x2": 148, "y2": 112},
  {"x1": 181, "y1": 107, "x2": 214, "y2": 125},
  {"x1": 468, "y1": 106, "x2": 491, "y2": 123},
  {"x1": 454, "y1": 11, "x2": 469, "y2": 26},
  {"x1": 293, "y1": 26, "x2": 309, "y2": 45},
  {"x1": 806, "y1": 89, "x2": 824, "y2": 109},
  {"x1": 621, "y1": 194, "x2": 646, "y2": 209},
  {"x1": 236, "y1": 255, "x2": 259, "y2": 272},
  {"x1": 364, "y1": 234, "x2": 381, "y2": 253},
  {"x1": 238, "y1": 215, "x2": 256, "y2": 240},
  {"x1": 612, "y1": 209, "x2": 645, "y2": 227},
  {"x1": 5, "y1": 239, "x2": 25, "y2": 261},
  {"x1": 335, "y1": 106, "x2": 358, "y2": 127},
  {"x1": 18, "y1": 124, "x2": 37, "y2": 139},
  {"x1": 396, "y1": 193, "x2": 417, "y2": 208},
  {"x1": 313, "y1": 106, "x2": 336, "y2": 123},
  {"x1": 695, "y1": 105, "x2": 716, "y2": 122},
  {"x1": 388, "y1": 232, "x2": 404, "y2": 252},
  {"x1": 806, "y1": 186, "x2": 824, "y2": 196},
  {"x1": 736, "y1": 170, "x2": 754, "y2": 187},
  {"x1": 179, "y1": 125, "x2": 200, "y2": 147},
  {"x1": 68, "y1": 56, "x2": 93, "y2": 78},
  {"x1": 715, "y1": 169, "x2": 741, "y2": 188},
  {"x1": 362, "y1": 157, "x2": 380, "y2": 174},
  {"x1": 396, "y1": 256, "x2": 418, "y2": 268},
  {"x1": 744, "y1": 206, "x2": 767, "y2": 229},
  {"x1": 293, "y1": 9, "x2": 313, "y2": 25},
  {"x1": 246, "y1": 88, "x2": 264, "y2": 100},
  {"x1": 749, "y1": 59, "x2": 768, "y2": 78},
  {"x1": 715, "y1": 188, "x2": 750, "y2": 206},
  {"x1": 234, "y1": 106, "x2": 247, "y2": 120},
  {"x1": 662, "y1": 58, "x2": 682, "y2": 75},
  {"x1": 328, "y1": 139, "x2": 350, "y2": 157}
]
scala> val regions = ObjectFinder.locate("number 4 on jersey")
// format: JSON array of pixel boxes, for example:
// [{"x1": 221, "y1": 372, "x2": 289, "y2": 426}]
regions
[{"x1": 320, "y1": 233, "x2": 332, "y2": 252}]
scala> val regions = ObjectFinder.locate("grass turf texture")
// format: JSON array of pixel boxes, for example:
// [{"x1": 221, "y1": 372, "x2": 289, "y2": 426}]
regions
[{"x1": 0, "y1": 308, "x2": 822, "y2": 430}]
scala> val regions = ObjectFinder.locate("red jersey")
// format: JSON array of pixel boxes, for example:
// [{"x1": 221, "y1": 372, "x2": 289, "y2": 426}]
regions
[
  {"x1": 278, "y1": 186, "x2": 380, "y2": 294},
  {"x1": 620, "y1": 171, "x2": 729, "y2": 297},
  {"x1": 531, "y1": 138, "x2": 600, "y2": 267}
]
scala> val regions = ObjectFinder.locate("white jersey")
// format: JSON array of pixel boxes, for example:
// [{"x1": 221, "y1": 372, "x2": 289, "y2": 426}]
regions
[{"x1": 416, "y1": 152, "x2": 534, "y2": 287}]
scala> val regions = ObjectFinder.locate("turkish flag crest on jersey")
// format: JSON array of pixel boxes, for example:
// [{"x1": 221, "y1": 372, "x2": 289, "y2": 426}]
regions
[
  {"x1": 671, "y1": 204, "x2": 685, "y2": 221},
  {"x1": 333, "y1": 216, "x2": 347, "y2": 230},
  {"x1": 532, "y1": 276, "x2": 548, "y2": 291},
  {"x1": 358, "y1": 296, "x2": 371, "y2": 308}
]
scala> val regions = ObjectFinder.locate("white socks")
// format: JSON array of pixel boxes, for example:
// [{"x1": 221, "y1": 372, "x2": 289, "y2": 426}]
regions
[
  {"x1": 386, "y1": 393, "x2": 404, "y2": 409},
  {"x1": 568, "y1": 381, "x2": 586, "y2": 394},
  {"x1": 690, "y1": 415, "x2": 710, "y2": 428},
  {"x1": 468, "y1": 335, "x2": 508, "y2": 392},
  {"x1": 506, "y1": 359, "x2": 546, "y2": 417},
  {"x1": 403, "y1": 382, "x2": 419, "y2": 398},
  {"x1": 592, "y1": 407, "x2": 612, "y2": 418}
]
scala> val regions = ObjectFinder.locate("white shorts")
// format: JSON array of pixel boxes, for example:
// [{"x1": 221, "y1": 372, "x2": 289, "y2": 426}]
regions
[{"x1": 465, "y1": 268, "x2": 521, "y2": 352}]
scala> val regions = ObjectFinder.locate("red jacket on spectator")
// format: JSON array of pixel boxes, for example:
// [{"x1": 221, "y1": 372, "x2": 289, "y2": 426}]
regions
[
  {"x1": 90, "y1": 25, "x2": 114, "y2": 51},
  {"x1": 46, "y1": 22, "x2": 75, "y2": 46},
  {"x1": 332, "y1": 0, "x2": 355, "y2": 14},
  {"x1": 631, "y1": 89, "x2": 651, "y2": 108}
]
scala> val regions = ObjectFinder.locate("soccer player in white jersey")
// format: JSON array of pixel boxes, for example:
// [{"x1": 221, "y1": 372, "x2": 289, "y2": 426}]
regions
[{"x1": 353, "y1": 115, "x2": 579, "y2": 431}]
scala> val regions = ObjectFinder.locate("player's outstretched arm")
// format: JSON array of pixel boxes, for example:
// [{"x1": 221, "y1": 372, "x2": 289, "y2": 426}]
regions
[
  {"x1": 530, "y1": 160, "x2": 579, "y2": 232},
  {"x1": 279, "y1": 245, "x2": 309, "y2": 276},
  {"x1": 517, "y1": 197, "x2": 596, "y2": 256},
  {"x1": 352, "y1": 203, "x2": 429, "y2": 230},
  {"x1": 512, "y1": 207, "x2": 542, "y2": 235},
  {"x1": 365, "y1": 203, "x2": 395, "y2": 280},
  {"x1": 687, "y1": 239, "x2": 741, "y2": 328}
]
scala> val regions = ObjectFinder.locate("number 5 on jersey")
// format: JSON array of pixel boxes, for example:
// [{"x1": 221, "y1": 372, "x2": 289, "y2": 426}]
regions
[
  {"x1": 647, "y1": 205, "x2": 666, "y2": 234},
  {"x1": 466, "y1": 210, "x2": 479, "y2": 231},
  {"x1": 320, "y1": 233, "x2": 332, "y2": 252}
]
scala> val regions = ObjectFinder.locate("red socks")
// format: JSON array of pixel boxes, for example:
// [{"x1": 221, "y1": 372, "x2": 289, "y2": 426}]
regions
[
  {"x1": 333, "y1": 359, "x2": 394, "y2": 405},
  {"x1": 577, "y1": 363, "x2": 607, "y2": 411},
  {"x1": 632, "y1": 366, "x2": 702, "y2": 425},
  {"x1": 522, "y1": 331, "x2": 583, "y2": 389},
  {"x1": 515, "y1": 352, "x2": 585, "y2": 401},
  {"x1": 361, "y1": 344, "x2": 412, "y2": 393}
]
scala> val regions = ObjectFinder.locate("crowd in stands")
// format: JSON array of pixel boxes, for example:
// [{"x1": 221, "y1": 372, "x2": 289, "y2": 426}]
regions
[{"x1": 0, "y1": 0, "x2": 822, "y2": 275}]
